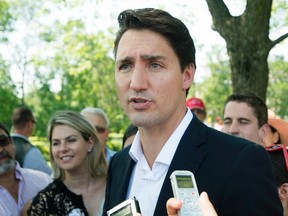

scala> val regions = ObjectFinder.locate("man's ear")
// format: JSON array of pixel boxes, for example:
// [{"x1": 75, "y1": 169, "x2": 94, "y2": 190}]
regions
[
  {"x1": 259, "y1": 123, "x2": 269, "y2": 141},
  {"x1": 278, "y1": 183, "x2": 288, "y2": 200},
  {"x1": 272, "y1": 131, "x2": 280, "y2": 144},
  {"x1": 182, "y1": 63, "x2": 195, "y2": 90}
]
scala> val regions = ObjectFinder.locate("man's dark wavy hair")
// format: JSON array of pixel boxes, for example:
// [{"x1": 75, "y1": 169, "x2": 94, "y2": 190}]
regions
[{"x1": 114, "y1": 8, "x2": 196, "y2": 72}]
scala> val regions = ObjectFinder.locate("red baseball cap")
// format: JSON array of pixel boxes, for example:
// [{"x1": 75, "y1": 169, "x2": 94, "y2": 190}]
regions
[{"x1": 186, "y1": 97, "x2": 205, "y2": 110}]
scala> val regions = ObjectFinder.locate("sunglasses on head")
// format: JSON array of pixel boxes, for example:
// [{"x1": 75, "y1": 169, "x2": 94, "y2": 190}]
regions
[
  {"x1": 0, "y1": 135, "x2": 11, "y2": 148},
  {"x1": 95, "y1": 126, "x2": 106, "y2": 134},
  {"x1": 266, "y1": 144, "x2": 288, "y2": 172}
]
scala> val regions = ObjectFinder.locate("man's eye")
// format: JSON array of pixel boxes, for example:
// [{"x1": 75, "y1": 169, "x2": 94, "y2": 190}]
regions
[
  {"x1": 223, "y1": 120, "x2": 231, "y2": 125},
  {"x1": 150, "y1": 62, "x2": 161, "y2": 70},
  {"x1": 240, "y1": 121, "x2": 249, "y2": 124},
  {"x1": 119, "y1": 64, "x2": 132, "y2": 72}
]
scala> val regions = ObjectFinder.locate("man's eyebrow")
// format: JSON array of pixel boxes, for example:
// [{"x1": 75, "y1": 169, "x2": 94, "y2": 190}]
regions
[
  {"x1": 116, "y1": 56, "x2": 134, "y2": 65},
  {"x1": 141, "y1": 55, "x2": 165, "y2": 61},
  {"x1": 116, "y1": 55, "x2": 165, "y2": 64}
]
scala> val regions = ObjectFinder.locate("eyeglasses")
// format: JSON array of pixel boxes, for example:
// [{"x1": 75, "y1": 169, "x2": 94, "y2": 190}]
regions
[
  {"x1": 95, "y1": 126, "x2": 107, "y2": 134},
  {"x1": 266, "y1": 144, "x2": 288, "y2": 172},
  {"x1": 0, "y1": 135, "x2": 11, "y2": 148}
]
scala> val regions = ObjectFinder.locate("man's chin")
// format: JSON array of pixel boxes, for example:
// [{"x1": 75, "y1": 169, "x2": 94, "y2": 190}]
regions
[{"x1": 0, "y1": 160, "x2": 16, "y2": 175}]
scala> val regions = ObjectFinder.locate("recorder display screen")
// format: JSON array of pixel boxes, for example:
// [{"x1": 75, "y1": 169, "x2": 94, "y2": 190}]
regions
[
  {"x1": 176, "y1": 175, "x2": 194, "y2": 188},
  {"x1": 110, "y1": 204, "x2": 133, "y2": 216}
]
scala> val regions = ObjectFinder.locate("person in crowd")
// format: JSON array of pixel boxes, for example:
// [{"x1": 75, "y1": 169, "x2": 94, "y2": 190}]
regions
[
  {"x1": 263, "y1": 117, "x2": 288, "y2": 147},
  {"x1": 103, "y1": 8, "x2": 282, "y2": 216},
  {"x1": 11, "y1": 106, "x2": 52, "y2": 175},
  {"x1": 221, "y1": 93, "x2": 270, "y2": 146},
  {"x1": 186, "y1": 97, "x2": 207, "y2": 122},
  {"x1": 80, "y1": 107, "x2": 116, "y2": 163},
  {"x1": 0, "y1": 122, "x2": 51, "y2": 215},
  {"x1": 26, "y1": 111, "x2": 107, "y2": 216},
  {"x1": 122, "y1": 123, "x2": 138, "y2": 149},
  {"x1": 266, "y1": 145, "x2": 288, "y2": 216}
]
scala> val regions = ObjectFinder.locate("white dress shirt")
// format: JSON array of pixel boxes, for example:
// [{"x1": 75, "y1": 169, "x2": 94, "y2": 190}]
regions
[{"x1": 127, "y1": 109, "x2": 193, "y2": 216}]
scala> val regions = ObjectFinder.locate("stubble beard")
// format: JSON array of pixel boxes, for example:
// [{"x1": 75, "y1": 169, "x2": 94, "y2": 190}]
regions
[
  {"x1": 0, "y1": 159, "x2": 16, "y2": 174},
  {"x1": 0, "y1": 151, "x2": 16, "y2": 175}
]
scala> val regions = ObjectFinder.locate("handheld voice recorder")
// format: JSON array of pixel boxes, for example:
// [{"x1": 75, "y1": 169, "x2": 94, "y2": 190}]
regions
[
  {"x1": 107, "y1": 196, "x2": 141, "y2": 216},
  {"x1": 170, "y1": 170, "x2": 203, "y2": 216}
]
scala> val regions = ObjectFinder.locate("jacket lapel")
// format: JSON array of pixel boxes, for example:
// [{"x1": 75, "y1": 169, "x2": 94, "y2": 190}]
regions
[{"x1": 153, "y1": 116, "x2": 207, "y2": 216}]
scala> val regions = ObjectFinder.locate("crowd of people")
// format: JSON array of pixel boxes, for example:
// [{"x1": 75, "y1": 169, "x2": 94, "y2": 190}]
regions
[{"x1": 1, "y1": 7, "x2": 288, "y2": 216}]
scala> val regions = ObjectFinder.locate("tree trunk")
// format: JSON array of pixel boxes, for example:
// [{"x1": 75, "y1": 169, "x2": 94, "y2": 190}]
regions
[{"x1": 205, "y1": 0, "x2": 288, "y2": 100}]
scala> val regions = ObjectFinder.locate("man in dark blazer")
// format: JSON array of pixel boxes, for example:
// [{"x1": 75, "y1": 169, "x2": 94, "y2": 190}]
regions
[{"x1": 103, "y1": 8, "x2": 283, "y2": 216}]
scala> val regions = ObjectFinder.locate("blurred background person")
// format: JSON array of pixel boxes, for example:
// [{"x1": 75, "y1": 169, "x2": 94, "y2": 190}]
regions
[
  {"x1": 81, "y1": 107, "x2": 116, "y2": 163},
  {"x1": 263, "y1": 115, "x2": 288, "y2": 147},
  {"x1": 221, "y1": 93, "x2": 269, "y2": 146},
  {"x1": 0, "y1": 122, "x2": 51, "y2": 216},
  {"x1": 122, "y1": 123, "x2": 138, "y2": 149},
  {"x1": 11, "y1": 106, "x2": 52, "y2": 175},
  {"x1": 266, "y1": 145, "x2": 288, "y2": 216},
  {"x1": 186, "y1": 97, "x2": 206, "y2": 122},
  {"x1": 26, "y1": 110, "x2": 107, "y2": 216}
]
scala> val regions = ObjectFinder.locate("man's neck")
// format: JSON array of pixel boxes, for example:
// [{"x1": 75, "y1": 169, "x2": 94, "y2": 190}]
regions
[
  {"x1": 0, "y1": 169, "x2": 17, "y2": 186},
  {"x1": 12, "y1": 129, "x2": 29, "y2": 138},
  {"x1": 0, "y1": 169, "x2": 19, "y2": 202}
]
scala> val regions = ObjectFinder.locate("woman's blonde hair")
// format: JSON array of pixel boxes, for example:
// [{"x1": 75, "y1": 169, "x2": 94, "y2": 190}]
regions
[{"x1": 47, "y1": 110, "x2": 107, "y2": 180}]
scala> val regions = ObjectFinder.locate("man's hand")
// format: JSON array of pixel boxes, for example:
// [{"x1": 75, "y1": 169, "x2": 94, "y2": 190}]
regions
[
  {"x1": 20, "y1": 200, "x2": 32, "y2": 216},
  {"x1": 166, "y1": 192, "x2": 218, "y2": 216}
]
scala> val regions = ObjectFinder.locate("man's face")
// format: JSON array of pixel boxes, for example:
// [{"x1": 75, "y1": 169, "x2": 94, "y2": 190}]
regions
[
  {"x1": 191, "y1": 108, "x2": 206, "y2": 122},
  {"x1": 27, "y1": 119, "x2": 36, "y2": 137},
  {"x1": 222, "y1": 101, "x2": 263, "y2": 144},
  {"x1": 0, "y1": 129, "x2": 16, "y2": 175},
  {"x1": 115, "y1": 29, "x2": 194, "y2": 128},
  {"x1": 82, "y1": 113, "x2": 109, "y2": 149}
]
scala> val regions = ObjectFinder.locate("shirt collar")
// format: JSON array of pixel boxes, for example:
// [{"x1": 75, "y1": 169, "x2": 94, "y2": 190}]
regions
[
  {"x1": 11, "y1": 133, "x2": 29, "y2": 142},
  {"x1": 129, "y1": 109, "x2": 193, "y2": 166},
  {"x1": 15, "y1": 162, "x2": 24, "y2": 181}
]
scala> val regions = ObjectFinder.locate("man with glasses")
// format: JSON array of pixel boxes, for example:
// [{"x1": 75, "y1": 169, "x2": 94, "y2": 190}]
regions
[
  {"x1": 0, "y1": 122, "x2": 51, "y2": 215},
  {"x1": 11, "y1": 106, "x2": 52, "y2": 175},
  {"x1": 81, "y1": 107, "x2": 116, "y2": 163}
]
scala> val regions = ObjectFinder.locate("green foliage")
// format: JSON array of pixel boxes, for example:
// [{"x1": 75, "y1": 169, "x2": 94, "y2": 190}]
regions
[
  {"x1": 267, "y1": 56, "x2": 288, "y2": 119},
  {"x1": 24, "y1": 17, "x2": 130, "y2": 137},
  {"x1": 0, "y1": 0, "x2": 14, "y2": 33},
  {"x1": 0, "y1": 57, "x2": 20, "y2": 127},
  {"x1": 189, "y1": 46, "x2": 232, "y2": 124},
  {"x1": 1, "y1": 0, "x2": 288, "y2": 144}
]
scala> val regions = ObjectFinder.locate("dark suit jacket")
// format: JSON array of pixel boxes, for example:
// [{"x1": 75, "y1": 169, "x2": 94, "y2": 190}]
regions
[{"x1": 103, "y1": 115, "x2": 283, "y2": 216}]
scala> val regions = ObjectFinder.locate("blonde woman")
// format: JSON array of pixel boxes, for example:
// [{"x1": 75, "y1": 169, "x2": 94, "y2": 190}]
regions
[{"x1": 27, "y1": 110, "x2": 107, "y2": 216}]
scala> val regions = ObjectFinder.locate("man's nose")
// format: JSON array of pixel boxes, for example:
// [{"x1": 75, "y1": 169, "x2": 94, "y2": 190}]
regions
[
  {"x1": 228, "y1": 122, "x2": 239, "y2": 135},
  {"x1": 129, "y1": 65, "x2": 148, "y2": 91}
]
